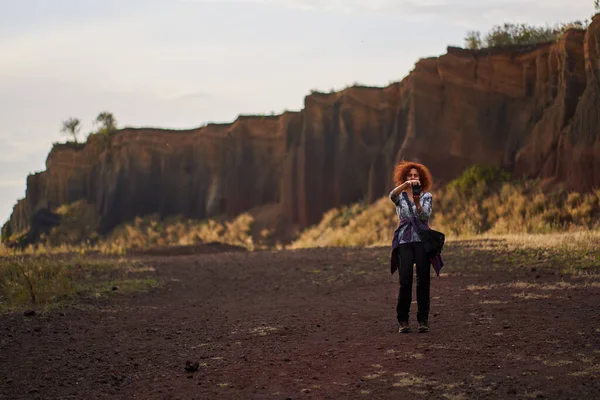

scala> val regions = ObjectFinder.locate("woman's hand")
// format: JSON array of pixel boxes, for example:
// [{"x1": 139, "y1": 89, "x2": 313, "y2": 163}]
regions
[{"x1": 392, "y1": 179, "x2": 421, "y2": 199}]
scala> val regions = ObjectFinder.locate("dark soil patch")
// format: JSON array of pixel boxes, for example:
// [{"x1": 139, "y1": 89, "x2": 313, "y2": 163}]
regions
[
  {"x1": 126, "y1": 242, "x2": 248, "y2": 257},
  {"x1": 1, "y1": 244, "x2": 598, "y2": 399}
]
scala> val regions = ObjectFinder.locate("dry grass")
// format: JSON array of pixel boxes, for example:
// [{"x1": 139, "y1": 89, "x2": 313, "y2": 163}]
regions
[
  {"x1": 471, "y1": 279, "x2": 599, "y2": 295},
  {"x1": 0, "y1": 251, "x2": 158, "y2": 313},
  {"x1": 288, "y1": 191, "x2": 599, "y2": 275},
  {"x1": 512, "y1": 292, "x2": 552, "y2": 300},
  {"x1": 1, "y1": 210, "x2": 270, "y2": 256},
  {"x1": 289, "y1": 189, "x2": 600, "y2": 249},
  {"x1": 466, "y1": 284, "x2": 495, "y2": 291},
  {"x1": 102, "y1": 212, "x2": 261, "y2": 252},
  {"x1": 290, "y1": 167, "x2": 600, "y2": 248},
  {"x1": 388, "y1": 372, "x2": 468, "y2": 399},
  {"x1": 480, "y1": 300, "x2": 507, "y2": 304},
  {"x1": 288, "y1": 197, "x2": 394, "y2": 249},
  {"x1": 392, "y1": 372, "x2": 424, "y2": 387},
  {"x1": 472, "y1": 230, "x2": 600, "y2": 252},
  {"x1": 470, "y1": 232, "x2": 600, "y2": 274},
  {"x1": 508, "y1": 281, "x2": 576, "y2": 290}
]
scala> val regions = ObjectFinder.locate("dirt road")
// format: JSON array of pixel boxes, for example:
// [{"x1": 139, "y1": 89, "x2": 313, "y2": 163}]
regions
[{"x1": 1, "y1": 244, "x2": 599, "y2": 399}]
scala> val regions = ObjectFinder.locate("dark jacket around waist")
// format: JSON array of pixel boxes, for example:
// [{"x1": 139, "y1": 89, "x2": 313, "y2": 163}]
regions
[{"x1": 390, "y1": 217, "x2": 444, "y2": 276}]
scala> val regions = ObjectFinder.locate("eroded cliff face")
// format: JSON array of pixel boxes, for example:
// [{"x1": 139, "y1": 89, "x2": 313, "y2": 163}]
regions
[
  {"x1": 5, "y1": 16, "x2": 600, "y2": 239},
  {"x1": 283, "y1": 17, "x2": 600, "y2": 226},
  {"x1": 6, "y1": 115, "x2": 288, "y2": 236}
]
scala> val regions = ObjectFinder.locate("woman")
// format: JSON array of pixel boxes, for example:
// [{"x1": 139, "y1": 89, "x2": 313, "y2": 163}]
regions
[{"x1": 388, "y1": 161, "x2": 434, "y2": 333}]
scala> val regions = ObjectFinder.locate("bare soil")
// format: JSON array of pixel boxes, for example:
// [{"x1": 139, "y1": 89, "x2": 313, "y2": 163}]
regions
[{"x1": 1, "y1": 243, "x2": 599, "y2": 399}]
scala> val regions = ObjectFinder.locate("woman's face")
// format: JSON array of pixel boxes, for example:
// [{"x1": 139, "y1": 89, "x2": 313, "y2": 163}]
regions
[{"x1": 406, "y1": 168, "x2": 420, "y2": 182}]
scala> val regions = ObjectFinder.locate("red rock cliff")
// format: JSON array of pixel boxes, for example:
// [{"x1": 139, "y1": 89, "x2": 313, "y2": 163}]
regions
[
  {"x1": 5, "y1": 16, "x2": 600, "y2": 237},
  {"x1": 6, "y1": 115, "x2": 288, "y2": 235}
]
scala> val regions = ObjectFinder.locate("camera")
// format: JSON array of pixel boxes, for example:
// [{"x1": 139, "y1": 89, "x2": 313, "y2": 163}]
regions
[{"x1": 413, "y1": 184, "x2": 422, "y2": 196}]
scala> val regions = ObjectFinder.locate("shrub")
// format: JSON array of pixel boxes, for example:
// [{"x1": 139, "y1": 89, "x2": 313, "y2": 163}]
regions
[
  {"x1": 60, "y1": 117, "x2": 81, "y2": 143},
  {"x1": 103, "y1": 212, "x2": 260, "y2": 251},
  {"x1": 45, "y1": 200, "x2": 100, "y2": 246},
  {"x1": 1, "y1": 222, "x2": 11, "y2": 245},
  {"x1": 465, "y1": 31, "x2": 482, "y2": 50},
  {"x1": 446, "y1": 165, "x2": 510, "y2": 194},
  {"x1": 465, "y1": 21, "x2": 588, "y2": 50}
]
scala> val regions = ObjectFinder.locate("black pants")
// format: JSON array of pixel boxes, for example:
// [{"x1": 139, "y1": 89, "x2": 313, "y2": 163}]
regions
[{"x1": 396, "y1": 241, "x2": 431, "y2": 324}]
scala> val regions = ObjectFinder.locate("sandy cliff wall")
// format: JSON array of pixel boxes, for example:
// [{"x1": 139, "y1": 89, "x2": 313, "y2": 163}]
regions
[{"x1": 5, "y1": 16, "x2": 600, "y2": 238}]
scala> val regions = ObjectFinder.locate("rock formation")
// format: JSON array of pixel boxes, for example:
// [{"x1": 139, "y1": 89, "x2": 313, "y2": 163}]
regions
[{"x1": 4, "y1": 16, "x2": 600, "y2": 242}]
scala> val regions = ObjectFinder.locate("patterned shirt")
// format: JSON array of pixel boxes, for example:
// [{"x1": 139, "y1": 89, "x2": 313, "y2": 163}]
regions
[{"x1": 389, "y1": 190, "x2": 433, "y2": 244}]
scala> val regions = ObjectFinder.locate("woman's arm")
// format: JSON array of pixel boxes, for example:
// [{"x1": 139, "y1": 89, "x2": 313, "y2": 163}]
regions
[
  {"x1": 389, "y1": 181, "x2": 409, "y2": 204},
  {"x1": 389, "y1": 180, "x2": 420, "y2": 203}
]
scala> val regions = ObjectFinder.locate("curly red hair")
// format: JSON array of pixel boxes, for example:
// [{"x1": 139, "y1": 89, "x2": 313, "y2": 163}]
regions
[{"x1": 393, "y1": 160, "x2": 433, "y2": 192}]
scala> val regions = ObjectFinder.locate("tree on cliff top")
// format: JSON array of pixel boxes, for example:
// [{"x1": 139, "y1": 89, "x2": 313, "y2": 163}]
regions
[
  {"x1": 465, "y1": 31, "x2": 482, "y2": 50},
  {"x1": 60, "y1": 117, "x2": 81, "y2": 143},
  {"x1": 465, "y1": 20, "x2": 588, "y2": 50},
  {"x1": 94, "y1": 111, "x2": 117, "y2": 135}
]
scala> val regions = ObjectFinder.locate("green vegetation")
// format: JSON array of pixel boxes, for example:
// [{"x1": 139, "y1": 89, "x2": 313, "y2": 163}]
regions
[
  {"x1": 0, "y1": 254, "x2": 158, "y2": 312},
  {"x1": 464, "y1": 20, "x2": 588, "y2": 50},
  {"x1": 56, "y1": 111, "x2": 119, "y2": 148},
  {"x1": 446, "y1": 165, "x2": 511, "y2": 193},
  {"x1": 94, "y1": 111, "x2": 117, "y2": 134},
  {"x1": 45, "y1": 200, "x2": 100, "y2": 246},
  {"x1": 60, "y1": 117, "x2": 81, "y2": 143},
  {"x1": 86, "y1": 111, "x2": 119, "y2": 146}
]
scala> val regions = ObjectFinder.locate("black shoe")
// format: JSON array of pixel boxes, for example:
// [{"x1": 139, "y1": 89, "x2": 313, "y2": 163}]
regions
[
  {"x1": 417, "y1": 322, "x2": 429, "y2": 333},
  {"x1": 398, "y1": 321, "x2": 410, "y2": 333}
]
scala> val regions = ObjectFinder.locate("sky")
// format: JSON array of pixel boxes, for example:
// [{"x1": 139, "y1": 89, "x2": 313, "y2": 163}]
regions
[{"x1": 0, "y1": 0, "x2": 595, "y2": 226}]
